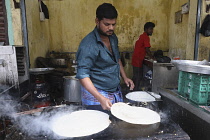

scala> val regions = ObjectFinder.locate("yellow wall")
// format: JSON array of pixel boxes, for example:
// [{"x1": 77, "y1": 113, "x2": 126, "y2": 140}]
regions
[
  {"x1": 168, "y1": 0, "x2": 210, "y2": 61},
  {"x1": 186, "y1": 0, "x2": 198, "y2": 60},
  {"x1": 25, "y1": 0, "x2": 50, "y2": 67},
  {"x1": 114, "y1": 0, "x2": 172, "y2": 52},
  {"x1": 24, "y1": 0, "x2": 208, "y2": 67},
  {"x1": 26, "y1": 0, "x2": 173, "y2": 67},
  {"x1": 168, "y1": 0, "x2": 189, "y2": 59},
  {"x1": 47, "y1": 0, "x2": 171, "y2": 52}
]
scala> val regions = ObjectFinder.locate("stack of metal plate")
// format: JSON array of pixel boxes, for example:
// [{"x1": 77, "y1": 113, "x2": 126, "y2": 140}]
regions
[{"x1": 171, "y1": 60, "x2": 210, "y2": 75}]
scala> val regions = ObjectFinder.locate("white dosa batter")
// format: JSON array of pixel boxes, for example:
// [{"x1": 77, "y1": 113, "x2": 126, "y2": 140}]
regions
[
  {"x1": 125, "y1": 91, "x2": 156, "y2": 102},
  {"x1": 111, "y1": 102, "x2": 160, "y2": 125},
  {"x1": 50, "y1": 110, "x2": 110, "y2": 138}
]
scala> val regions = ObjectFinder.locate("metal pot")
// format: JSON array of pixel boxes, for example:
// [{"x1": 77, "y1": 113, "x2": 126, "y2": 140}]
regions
[{"x1": 63, "y1": 76, "x2": 81, "y2": 102}]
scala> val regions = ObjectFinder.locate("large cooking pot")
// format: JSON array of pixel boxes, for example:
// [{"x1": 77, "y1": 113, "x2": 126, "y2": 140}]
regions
[{"x1": 63, "y1": 76, "x2": 81, "y2": 102}]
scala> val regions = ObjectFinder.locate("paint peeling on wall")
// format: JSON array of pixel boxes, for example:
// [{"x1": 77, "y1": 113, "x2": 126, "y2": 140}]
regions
[
  {"x1": 45, "y1": 0, "x2": 172, "y2": 53},
  {"x1": 25, "y1": 0, "x2": 50, "y2": 67},
  {"x1": 10, "y1": 0, "x2": 22, "y2": 45},
  {"x1": 168, "y1": 0, "x2": 189, "y2": 59},
  {"x1": 24, "y1": 0, "x2": 203, "y2": 67}
]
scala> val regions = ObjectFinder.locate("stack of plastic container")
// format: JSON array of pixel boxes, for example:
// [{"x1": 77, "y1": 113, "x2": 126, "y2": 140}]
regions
[
  {"x1": 172, "y1": 60, "x2": 210, "y2": 105},
  {"x1": 178, "y1": 71, "x2": 210, "y2": 105}
]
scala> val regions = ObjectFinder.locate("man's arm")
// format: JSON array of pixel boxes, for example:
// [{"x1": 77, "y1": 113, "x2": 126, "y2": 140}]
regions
[
  {"x1": 79, "y1": 77, "x2": 112, "y2": 110},
  {"x1": 118, "y1": 59, "x2": 134, "y2": 90},
  {"x1": 146, "y1": 47, "x2": 154, "y2": 59}
]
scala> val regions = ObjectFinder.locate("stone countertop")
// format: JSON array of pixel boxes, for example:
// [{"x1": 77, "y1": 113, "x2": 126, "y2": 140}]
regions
[{"x1": 159, "y1": 87, "x2": 210, "y2": 140}]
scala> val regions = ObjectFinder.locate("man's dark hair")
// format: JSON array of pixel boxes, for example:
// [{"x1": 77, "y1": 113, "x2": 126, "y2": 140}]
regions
[
  {"x1": 144, "y1": 22, "x2": 155, "y2": 30},
  {"x1": 96, "y1": 3, "x2": 118, "y2": 21}
]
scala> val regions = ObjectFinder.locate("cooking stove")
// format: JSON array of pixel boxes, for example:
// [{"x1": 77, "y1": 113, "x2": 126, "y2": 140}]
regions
[
  {"x1": 45, "y1": 69, "x2": 70, "y2": 99},
  {"x1": 3, "y1": 120, "x2": 190, "y2": 140},
  {"x1": 35, "y1": 53, "x2": 77, "y2": 105},
  {"x1": 0, "y1": 104, "x2": 190, "y2": 140},
  {"x1": 30, "y1": 73, "x2": 51, "y2": 108},
  {"x1": 0, "y1": 82, "x2": 190, "y2": 140}
]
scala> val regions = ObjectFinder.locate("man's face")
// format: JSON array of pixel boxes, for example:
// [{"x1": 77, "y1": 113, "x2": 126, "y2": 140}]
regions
[
  {"x1": 145, "y1": 27, "x2": 154, "y2": 36},
  {"x1": 96, "y1": 18, "x2": 117, "y2": 36}
]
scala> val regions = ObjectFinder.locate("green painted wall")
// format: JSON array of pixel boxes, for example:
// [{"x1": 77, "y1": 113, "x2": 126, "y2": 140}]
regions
[{"x1": 6, "y1": 0, "x2": 22, "y2": 45}]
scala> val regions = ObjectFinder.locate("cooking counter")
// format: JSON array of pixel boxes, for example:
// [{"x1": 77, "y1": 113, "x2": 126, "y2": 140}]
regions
[
  {"x1": 13, "y1": 120, "x2": 189, "y2": 140},
  {"x1": 2, "y1": 105, "x2": 190, "y2": 140},
  {"x1": 143, "y1": 59, "x2": 179, "y2": 93},
  {"x1": 143, "y1": 59, "x2": 175, "y2": 68},
  {"x1": 158, "y1": 87, "x2": 210, "y2": 140}
]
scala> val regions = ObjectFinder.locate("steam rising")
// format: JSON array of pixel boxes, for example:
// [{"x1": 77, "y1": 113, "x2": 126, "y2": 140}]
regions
[
  {"x1": 16, "y1": 106, "x2": 80, "y2": 139},
  {"x1": 0, "y1": 94, "x2": 18, "y2": 117},
  {"x1": 159, "y1": 111, "x2": 169, "y2": 123},
  {"x1": 0, "y1": 91, "x2": 82, "y2": 139},
  {"x1": 0, "y1": 85, "x2": 169, "y2": 139}
]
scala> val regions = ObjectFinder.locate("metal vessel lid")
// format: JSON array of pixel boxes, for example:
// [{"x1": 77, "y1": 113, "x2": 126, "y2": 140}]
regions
[
  {"x1": 63, "y1": 75, "x2": 78, "y2": 80},
  {"x1": 29, "y1": 68, "x2": 54, "y2": 74}
]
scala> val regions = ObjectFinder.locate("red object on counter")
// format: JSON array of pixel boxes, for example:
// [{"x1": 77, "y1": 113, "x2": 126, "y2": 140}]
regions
[
  {"x1": 173, "y1": 57, "x2": 180, "y2": 60},
  {"x1": 34, "y1": 101, "x2": 51, "y2": 108}
]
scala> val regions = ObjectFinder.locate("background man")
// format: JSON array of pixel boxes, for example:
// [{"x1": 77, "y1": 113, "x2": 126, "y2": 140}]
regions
[{"x1": 131, "y1": 22, "x2": 155, "y2": 91}]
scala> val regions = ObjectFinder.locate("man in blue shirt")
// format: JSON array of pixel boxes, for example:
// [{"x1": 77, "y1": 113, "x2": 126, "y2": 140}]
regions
[{"x1": 76, "y1": 3, "x2": 134, "y2": 110}]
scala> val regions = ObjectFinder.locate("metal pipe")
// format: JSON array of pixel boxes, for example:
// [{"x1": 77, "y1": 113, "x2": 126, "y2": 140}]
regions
[
  {"x1": 20, "y1": 0, "x2": 30, "y2": 68},
  {"x1": 194, "y1": 0, "x2": 202, "y2": 60},
  {"x1": 0, "y1": 85, "x2": 17, "y2": 95},
  {"x1": 50, "y1": 51, "x2": 77, "y2": 54}
]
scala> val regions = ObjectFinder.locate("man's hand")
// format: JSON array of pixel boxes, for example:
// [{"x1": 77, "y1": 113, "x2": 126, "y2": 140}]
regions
[
  {"x1": 118, "y1": 59, "x2": 135, "y2": 90},
  {"x1": 98, "y1": 96, "x2": 112, "y2": 110},
  {"x1": 124, "y1": 78, "x2": 134, "y2": 90},
  {"x1": 79, "y1": 78, "x2": 112, "y2": 110}
]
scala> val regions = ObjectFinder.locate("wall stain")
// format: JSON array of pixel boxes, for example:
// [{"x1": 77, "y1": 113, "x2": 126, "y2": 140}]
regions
[{"x1": 25, "y1": 0, "x2": 201, "y2": 67}]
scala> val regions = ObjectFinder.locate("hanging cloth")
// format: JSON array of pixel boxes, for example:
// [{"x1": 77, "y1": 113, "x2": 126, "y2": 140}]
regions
[
  {"x1": 39, "y1": 0, "x2": 45, "y2": 21},
  {"x1": 39, "y1": 0, "x2": 49, "y2": 21},
  {"x1": 200, "y1": 14, "x2": 210, "y2": 37},
  {"x1": 40, "y1": 1, "x2": 49, "y2": 19}
]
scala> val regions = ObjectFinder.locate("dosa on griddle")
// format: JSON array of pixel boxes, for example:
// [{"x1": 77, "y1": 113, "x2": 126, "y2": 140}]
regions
[
  {"x1": 111, "y1": 102, "x2": 160, "y2": 125},
  {"x1": 125, "y1": 91, "x2": 156, "y2": 102},
  {"x1": 51, "y1": 110, "x2": 110, "y2": 138}
]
